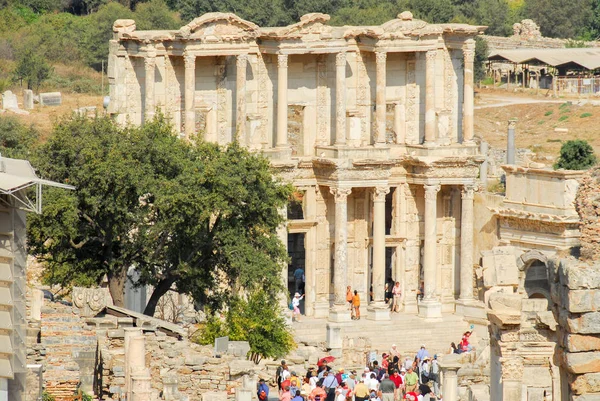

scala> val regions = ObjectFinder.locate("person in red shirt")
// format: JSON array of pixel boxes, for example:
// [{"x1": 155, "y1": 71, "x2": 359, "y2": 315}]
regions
[
  {"x1": 390, "y1": 369, "x2": 403, "y2": 389},
  {"x1": 404, "y1": 391, "x2": 418, "y2": 401}
]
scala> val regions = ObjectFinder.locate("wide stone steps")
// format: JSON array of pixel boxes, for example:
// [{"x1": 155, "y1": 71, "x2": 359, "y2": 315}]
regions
[{"x1": 292, "y1": 313, "x2": 472, "y2": 356}]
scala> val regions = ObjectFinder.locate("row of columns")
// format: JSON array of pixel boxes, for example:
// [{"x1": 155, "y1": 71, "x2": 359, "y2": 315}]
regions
[
  {"x1": 141, "y1": 42, "x2": 476, "y2": 144},
  {"x1": 328, "y1": 182, "x2": 475, "y2": 320}
]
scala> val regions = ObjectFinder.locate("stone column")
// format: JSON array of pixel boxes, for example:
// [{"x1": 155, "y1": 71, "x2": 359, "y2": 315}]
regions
[
  {"x1": 368, "y1": 186, "x2": 390, "y2": 321},
  {"x1": 124, "y1": 328, "x2": 143, "y2": 401},
  {"x1": 329, "y1": 187, "x2": 352, "y2": 322},
  {"x1": 463, "y1": 39, "x2": 475, "y2": 143},
  {"x1": 424, "y1": 50, "x2": 437, "y2": 146},
  {"x1": 500, "y1": 358, "x2": 524, "y2": 401},
  {"x1": 276, "y1": 54, "x2": 289, "y2": 148},
  {"x1": 335, "y1": 52, "x2": 347, "y2": 146},
  {"x1": 459, "y1": 183, "x2": 475, "y2": 301},
  {"x1": 130, "y1": 375, "x2": 152, "y2": 401},
  {"x1": 144, "y1": 50, "x2": 156, "y2": 122},
  {"x1": 507, "y1": 118, "x2": 517, "y2": 164},
  {"x1": 394, "y1": 102, "x2": 405, "y2": 144},
  {"x1": 480, "y1": 141, "x2": 488, "y2": 189},
  {"x1": 440, "y1": 361, "x2": 461, "y2": 401},
  {"x1": 420, "y1": 183, "x2": 442, "y2": 318},
  {"x1": 236, "y1": 54, "x2": 248, "y2": 144},
  {"x1": 375, "y1": 51, "x2": 387, "y2": 146},
  {"x1": 277, "y1": 206, "x2": 289, "y2": 313},
  {"x1": 184, "y1": 51, "x2": 196, "y2": 139}
]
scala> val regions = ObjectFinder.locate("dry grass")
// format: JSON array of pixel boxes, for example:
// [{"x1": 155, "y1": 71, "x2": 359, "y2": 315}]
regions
[
  {"x1": 5, "y1": 92, "x2": 104, "y2": 140},
  {"x1": 475, "y1": 90, "x2": 600, "y2": 163}
]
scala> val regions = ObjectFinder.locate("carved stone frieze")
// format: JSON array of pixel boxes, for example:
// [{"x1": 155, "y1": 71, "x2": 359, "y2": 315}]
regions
[
  {"x1": 277, "y1": 54, "x2": 288, "y2": 69},
  {"x1": 500, "y1": 357, "x2": 524, "y2": 381}
]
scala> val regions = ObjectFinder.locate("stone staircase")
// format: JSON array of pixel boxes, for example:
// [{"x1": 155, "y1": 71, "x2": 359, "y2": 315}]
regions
[{"x1": 292, "y1": 312, "x2": 476, "y2": 357}]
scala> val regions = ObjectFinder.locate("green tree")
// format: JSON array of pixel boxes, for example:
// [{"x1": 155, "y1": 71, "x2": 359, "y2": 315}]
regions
[
  {"x1": 554, "y1": 140, "x2": 597, "y2": 170},
  {"x1": 199, "y1": 291, "x2": 295, "y2": 363},
  {"x1": 398, "y1": 0, "x2": 455, "y2": 23},
  {"x1": 79, "y1": 2, "x2": 133, "y2": 69},
  {"x1": 0, "y1": 116, "x2": 40, "y2": 159},
  {"x1": 28, "y1": 114, "x2": 293, "y2": 316},
  {"x1": 28, "y1": 114, "x2": 155, "y2": 305},
  {"x1": 331, "y1": 0, "x2": 397, "y2": 25},
  {"x1": 474, "y1": 36, "x2": 488, "y2": 82},
  {"x1": 12, "y1": 48, "x2": 53, "y2": 90},
  {"x1": 136, "y1": 137, "x2": 292, "y2": 316},
  {"x1": 523, "y1": 0, "x2": 593, "y2": 38},
  {"x1": 135, "y1": 0, "x2": 180, "y2": 30}
]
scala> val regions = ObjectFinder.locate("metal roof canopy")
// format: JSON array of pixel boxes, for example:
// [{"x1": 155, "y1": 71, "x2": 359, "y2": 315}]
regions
[
  {"x1": 0, "y1": 156, "x2": 74, "y2": 214},
  {"x1": 488, "y1": 48, "x2": 600, "y2": 71}
]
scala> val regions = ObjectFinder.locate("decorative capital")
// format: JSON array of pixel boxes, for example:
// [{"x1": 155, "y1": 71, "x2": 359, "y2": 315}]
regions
[
  {"x1": 500, "y1": 358, "x2": 523, "y2": 381},
  {"x1": 424, "y1": 184, "x2": 440, "y2": 200},
  {"x1": 330, "y1": 187, "x2": 352, "y2": 203},
  {"x1": 375, "y1": 51, "x2": 387, "y2": 65},
  {"x1": 426, "y1": 49, "x2": 437, "y2": 62},
  {"x1": 336, "y1": 52, "x2": 346, "y2": 67},
  {"x1": 277, "y1": 54, "x2": 288, "y2": 69},
  {"x1": 237, "y1": 54, "x2": 248, "y2": 68},
  {"x1": 461, "y1": 183, "x2": 476, "y2": 200},
  {"x1": 183, "y1": 51, "x2": 195, "y2": 69},
  {"x1": 508, "y1": 118, "x2": 518, "y2": 130},
  {"x1": 372, "y1": 186, "x2": 390, "y2": 202}
]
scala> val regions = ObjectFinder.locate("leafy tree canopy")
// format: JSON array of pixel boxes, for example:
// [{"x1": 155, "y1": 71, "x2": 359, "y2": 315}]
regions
[
  {"x1": 28, "y1": 114, "x2": 293, "y2": 317},
  {"x1": 554, "y1": 140, "x2": 598, "y2": 170}
]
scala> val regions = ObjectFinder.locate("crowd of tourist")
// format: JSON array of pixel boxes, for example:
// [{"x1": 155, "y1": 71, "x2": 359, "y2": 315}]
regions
[{"x1": 262, "y1": 344, "x2": 448, "y2": 401}]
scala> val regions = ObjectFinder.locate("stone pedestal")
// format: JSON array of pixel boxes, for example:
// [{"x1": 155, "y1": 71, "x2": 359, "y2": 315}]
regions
[
  {"x1": 328, "y1": 304, "x2": 351, "y2": 322},
  {"x1": 367, "y1": 302, "x2": 391, "y2": 321},
  {"x1": 440, "y1": 359, "x2": 461, "y2": 401},
  {"x1": 418, "y1": 299, "x2": 442, "y2": 319},
  {"x1": 326, "y1": 323, "x2": 343, "y2": 352},
  {"x1": 235, "y1": 388, "x2": 252, "y2": 401}
]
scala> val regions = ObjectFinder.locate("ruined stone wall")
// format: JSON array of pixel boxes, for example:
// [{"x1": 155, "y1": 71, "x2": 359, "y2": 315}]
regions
[
  {"x1": 575, "y1": 167, "x2": 600, "y2": 261},
  {"x1": 553, "y1": 258, "x2": 600, "y2": 400}
]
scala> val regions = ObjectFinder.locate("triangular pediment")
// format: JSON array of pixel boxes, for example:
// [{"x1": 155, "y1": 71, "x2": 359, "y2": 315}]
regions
[
  {"x1": 179, "y1": 12, "x2": 259, "y2": 40},
  {"x1": 283, "y1": 13, "x2": 332, "y2": 36}
]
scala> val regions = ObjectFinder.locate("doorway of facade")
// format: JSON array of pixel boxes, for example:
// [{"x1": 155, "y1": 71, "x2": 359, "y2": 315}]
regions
[{"x1": 288, "y1": 233, "x2": 306, "y2": 313}]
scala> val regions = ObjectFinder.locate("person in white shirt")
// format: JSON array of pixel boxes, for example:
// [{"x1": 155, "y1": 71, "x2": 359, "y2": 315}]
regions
[{"x1": 309, "y1": 371, "x2": 319, "y2": 390}]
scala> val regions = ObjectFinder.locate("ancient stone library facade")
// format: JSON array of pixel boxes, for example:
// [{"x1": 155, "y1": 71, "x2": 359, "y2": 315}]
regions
[{"x1": 108, "y1": 11, "x2": 484, "y2": 322}]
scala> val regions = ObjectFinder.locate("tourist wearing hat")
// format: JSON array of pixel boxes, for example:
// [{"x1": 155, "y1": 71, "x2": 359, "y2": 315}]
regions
[
  {"x1": 292, "y1": 292, "x2": 304, "y2": 322},
  {"x1": 404, "y1": 367, "x2": 418, "y2": 394},
  {"x1": 415, "y1": 345, "x2": 429, "y2": 363},
  {"x1": 419, "y1": 357, "x2": 430, "y2": 384},
  {"x1": 430, "y1": 355, "x2": 440, "y2": 397},
  {"x1": 354, "y1": 376, "x2": 370, "y2": 401}
]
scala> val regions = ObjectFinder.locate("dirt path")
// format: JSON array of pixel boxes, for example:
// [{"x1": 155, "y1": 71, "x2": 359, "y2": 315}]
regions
[{"x1": 475, "y1": 94, "x2": 564, "y2": 109}]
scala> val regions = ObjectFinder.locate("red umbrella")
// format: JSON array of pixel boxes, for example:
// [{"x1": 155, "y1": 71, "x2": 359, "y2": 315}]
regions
[{"x1": 317, "y1": 356, "x2": 336, "y2": 367}]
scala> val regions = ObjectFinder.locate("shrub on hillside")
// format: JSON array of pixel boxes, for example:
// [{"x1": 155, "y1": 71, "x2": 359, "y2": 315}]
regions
[{"x1": 554, "y1": 140, "x2": 597, "y2": 170}]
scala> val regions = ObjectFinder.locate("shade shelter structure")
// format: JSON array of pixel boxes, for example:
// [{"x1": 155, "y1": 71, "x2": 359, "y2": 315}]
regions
[{"x1": 487, "y1": 48, "x2": 600, "y2": 95}]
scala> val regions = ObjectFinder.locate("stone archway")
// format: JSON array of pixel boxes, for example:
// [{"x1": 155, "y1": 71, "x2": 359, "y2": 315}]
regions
[{"x1": 518, "y1": 250, "x2": 552, "y2": 304}]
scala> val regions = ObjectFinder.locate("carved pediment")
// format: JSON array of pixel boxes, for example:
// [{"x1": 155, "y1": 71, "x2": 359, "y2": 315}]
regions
[
  {"x1": 282, "y1": 13, "x2": 332, "y2": 37},
  {"x1": 179, "y1": 12, "x2": 259, "y2": 41}
]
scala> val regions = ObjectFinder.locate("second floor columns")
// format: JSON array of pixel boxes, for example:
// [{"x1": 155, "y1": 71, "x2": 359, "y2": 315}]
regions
[
  {"x1": 463, "y1": 39, "x2": 475, "y2": 143},
  {"x1": 424, "y1": 49, "x2": 437, "y2": 146},
  {"x1": 236, "y1": 54, "x2": 248, "y2": 144},
  {"x1": 335, "y1": 52, "x2": 347, "y2": 146},
  {"x1": 183, "y1": 51, "x2": 196, "y2": 139},
  {"x1": 375, "y1": 51, "x2": 387, "y2": 146},
  {"x1": 144, "y1": 47, "x2": 156, "y2": 122},
  {"x1": 276, "y1": 54, "x2": 288, "y2": 149}
]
